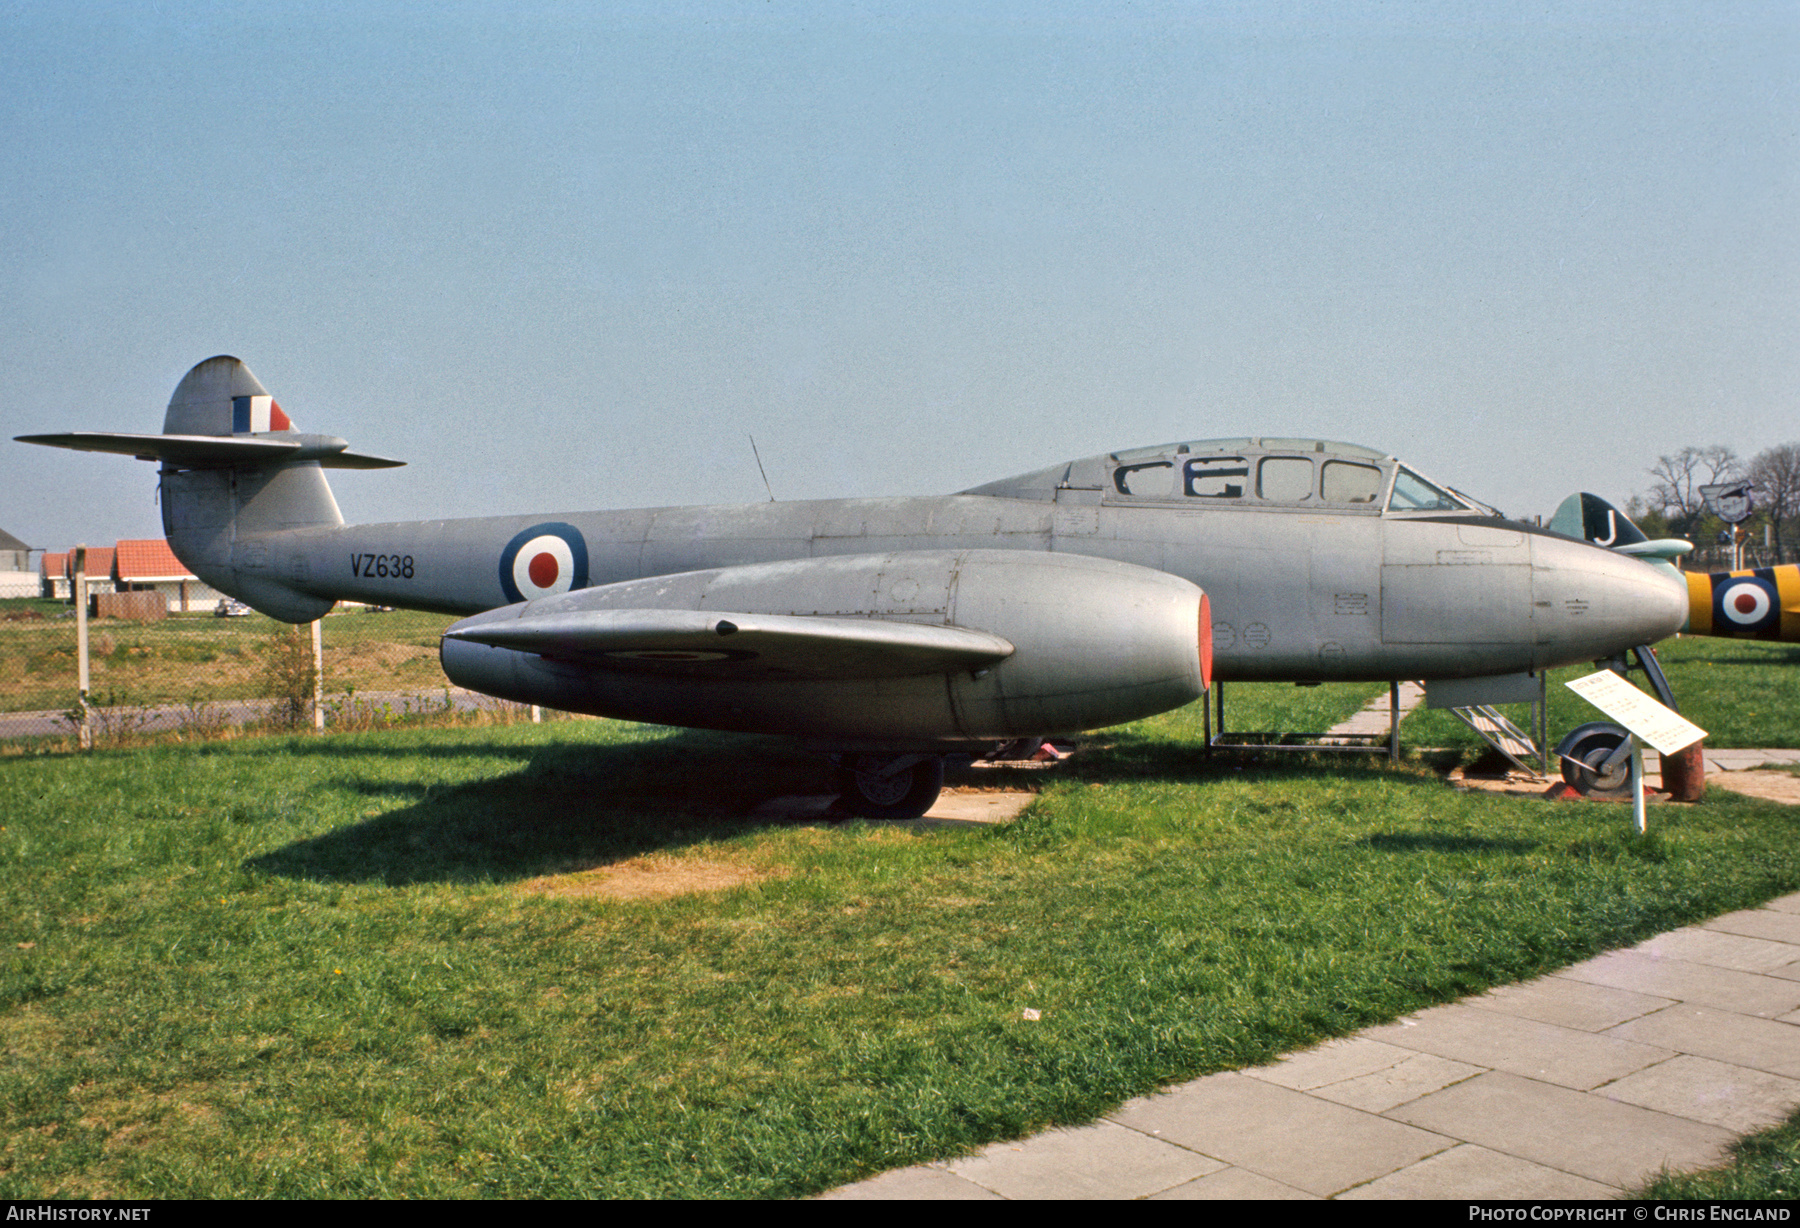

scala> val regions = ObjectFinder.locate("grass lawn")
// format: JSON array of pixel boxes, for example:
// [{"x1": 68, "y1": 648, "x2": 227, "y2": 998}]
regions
[{"x1": 3, "y1": 680, "x2": 1799, "y2": 1198}]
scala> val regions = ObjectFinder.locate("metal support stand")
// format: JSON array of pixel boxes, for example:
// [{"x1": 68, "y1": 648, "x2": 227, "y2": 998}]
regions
[
  {"x1": 1600, "y1": 645, "x2": 1678, "y2": 712},
  {"x1": 1208, "y1": 679, "x2": 1403, "y2": 759},
  {"x1": 1536, "y1": 670, "x2": 1549, "y2": 776},
  {"x1": 1390, "y1": 679, "x2": 1400, "y2": 762}
]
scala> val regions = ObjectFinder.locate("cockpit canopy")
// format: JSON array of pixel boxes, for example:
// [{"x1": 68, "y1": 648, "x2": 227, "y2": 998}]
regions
[{"x1": 961, "y1": 437, "x2": 1488, "y2": 516}]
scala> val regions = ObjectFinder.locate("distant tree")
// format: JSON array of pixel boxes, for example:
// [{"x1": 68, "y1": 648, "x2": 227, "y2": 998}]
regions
[
  {"x1": 1749, "y1": 442, "x2": 1800, "y2": 564},
  {"x1": 1623, "y1": 494, "x2": 1670, "y2": 540},
  {"x1": 1646, "y1": 445, "x2": 1741, "y2": 544}
]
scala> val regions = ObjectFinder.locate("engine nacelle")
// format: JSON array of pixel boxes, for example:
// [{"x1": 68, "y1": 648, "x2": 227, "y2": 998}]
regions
[{"x1": 440, "y1": 549, "x2": 1209, "y2": 746}]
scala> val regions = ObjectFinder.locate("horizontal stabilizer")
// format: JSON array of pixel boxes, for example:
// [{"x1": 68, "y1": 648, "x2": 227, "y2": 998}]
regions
[
  {"x1": 443, "y1": 609, "x2": 1015, "y2": 680},
  {"x1": 15, "y1": 431, "x2": 404, "y2": 469},
  {"x1": 1615, "y1": 538, "x2": 1694, "y2": 562}
]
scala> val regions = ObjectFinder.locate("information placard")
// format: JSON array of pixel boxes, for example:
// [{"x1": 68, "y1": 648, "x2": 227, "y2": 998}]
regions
[{"x1": 1565, "y1": 671, "x2": 1707, "y2": 755}]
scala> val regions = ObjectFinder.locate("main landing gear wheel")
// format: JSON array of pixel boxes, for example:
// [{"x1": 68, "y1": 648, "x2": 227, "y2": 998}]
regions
[
  {"x1": 836, "y1": 755, "x2": 945, "y2": 820},
  {"x1": 1557, "y1": 722, "x2": 1633, "y2": 799}
]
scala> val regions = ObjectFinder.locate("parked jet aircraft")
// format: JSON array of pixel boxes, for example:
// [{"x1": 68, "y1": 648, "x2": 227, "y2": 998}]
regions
[
  {"x1": 1550, "y1": 492, "x2": 1800, "y2": 644},
  {"x1": 21, "y1": 356, "x2": 1689, "y2": 815}
]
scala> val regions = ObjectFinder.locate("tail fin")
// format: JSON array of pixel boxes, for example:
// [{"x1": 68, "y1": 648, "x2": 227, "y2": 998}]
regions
[
  {"x1": 1548, "y1": 492, "x2": 1692, "y2": 563},
  {"x1": 17, "y1": 356, "x2": 403, "y2": 623}
]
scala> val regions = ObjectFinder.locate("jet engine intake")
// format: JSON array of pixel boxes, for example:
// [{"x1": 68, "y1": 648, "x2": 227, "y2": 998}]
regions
[{"x1": 440, "y1": 549, "x2": 1208, "y2": 745}]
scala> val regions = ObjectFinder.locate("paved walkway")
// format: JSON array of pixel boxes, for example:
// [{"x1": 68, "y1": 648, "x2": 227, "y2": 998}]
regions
[
  {"x1": 826, "y1": 714, "x2": 1800, "y2": 1199},
  {"x1": 824, "y1": 891, "x2": 1800, "y2": 1200},
  {"x1": 1322, "y1": 680, "x2": 1426, "y2": 742}
]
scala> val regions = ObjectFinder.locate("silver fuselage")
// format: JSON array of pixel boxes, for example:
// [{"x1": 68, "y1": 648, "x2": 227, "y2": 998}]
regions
[{"x1": 182, "y1": 481, "x2": 1686, "y2": 684}]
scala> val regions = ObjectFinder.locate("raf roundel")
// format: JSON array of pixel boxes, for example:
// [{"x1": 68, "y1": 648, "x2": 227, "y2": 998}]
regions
[
  {"x1": 499, "y1": 523, "x2": 590, "y2": 604},
  {"x1": 1713, "y1": 575, "x2": 1779, "y2": 635}
]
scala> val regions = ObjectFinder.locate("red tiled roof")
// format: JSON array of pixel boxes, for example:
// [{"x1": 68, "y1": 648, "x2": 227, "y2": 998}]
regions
[
  {"x1": 61, "y1": 547, "x2": 114, "y2": 580},
  {"x1": 42, "y1": 551, "x2": 67, "y2": 577},
  {"x1": 113, "y1": 539, "x2": 193, "y2": 581}
]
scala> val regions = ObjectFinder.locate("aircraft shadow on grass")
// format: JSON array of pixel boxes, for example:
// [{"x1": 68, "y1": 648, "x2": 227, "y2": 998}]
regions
[
  {"x1": 245, "y1": 729, "x2": 1494, "y2": 887},
  {"x1": 247, "y1": 729, "x2": 831, "y2": 887}
]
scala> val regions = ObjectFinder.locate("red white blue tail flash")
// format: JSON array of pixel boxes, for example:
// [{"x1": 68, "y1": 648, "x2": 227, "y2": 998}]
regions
[{"x1": 232, "y1": 395, "x2": 293, "y2": 433}]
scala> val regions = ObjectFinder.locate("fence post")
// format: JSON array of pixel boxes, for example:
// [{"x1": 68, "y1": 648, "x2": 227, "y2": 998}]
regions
[
  {"x1": 74, "y1": 544, "x2": 92, "y2": 750},
  {"x1": 311, "y1": 618, "x2": 324, "y2": 732}
]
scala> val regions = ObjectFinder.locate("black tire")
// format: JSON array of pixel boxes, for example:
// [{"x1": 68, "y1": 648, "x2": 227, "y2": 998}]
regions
[
  {"x1": 1560, "y1": 723, "x2": 1633, "y2": 798},
  {"x1": 837, "y1": 755, "x2": 945, "y2": 820}
]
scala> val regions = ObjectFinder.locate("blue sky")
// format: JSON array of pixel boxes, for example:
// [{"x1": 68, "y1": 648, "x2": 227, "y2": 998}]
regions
[{"x1": 3, "y1": 1, "x2": 1795, "y2": 552}]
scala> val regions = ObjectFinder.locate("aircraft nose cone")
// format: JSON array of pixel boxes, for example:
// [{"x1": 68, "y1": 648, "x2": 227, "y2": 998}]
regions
[{"x1": 1532, "y1": 535, "x2": 1688, "y2": 668}]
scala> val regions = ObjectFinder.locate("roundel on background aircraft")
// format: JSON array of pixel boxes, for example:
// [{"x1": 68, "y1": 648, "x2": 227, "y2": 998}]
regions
[
  {"x1": 1713, "y1": 574, "x2": 1781, "y2": 636},
  {"x1": 499, "y1": 523, "x2": 589, "y2": 604}
]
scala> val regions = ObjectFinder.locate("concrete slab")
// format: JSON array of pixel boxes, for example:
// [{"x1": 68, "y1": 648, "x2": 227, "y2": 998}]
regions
[
  {"x1": 1361, "y1": 1001, "x2": 1674, "y2": 1090},
  {"x1": 1386, "y1": 1070, "x2": 1735, "y2": 1189},
  {"x1": 918, "y1": 791, "x2": 1035, "y2": 827},
  {"x1": 1708, "y1": 771, "x2": 1800, "y2": 806},
  {"x1": 1307, "y1": 1052, "x2": 1486, "y2": 1114},
  {"x1": 1464, "y1": 974, "x2": 1675, "y2": 1032},
  {"x1": 1555, "y1": 950, "x2": 1800, "y2": 1018},
  {"x1": 1149, "y1": 1167, "x2": 1320, "y2": 1200},
  {"x1": 1598, "y1": 1054, "x2": 1800, "y2": 1134},
  {"x1": 1703, "y1": 907, "x2": 1800, "y2": 946},
  {"x1": 1243, "y1": 1037, "x2": 1417, "y2": 1091},
  {"x1": 817, "y1": 1164, "x2": 1001, "y2": 1200},
  {"x1": 750, "y1": 794, "x2": 840, "y2": 822},
  {"x1": 1107, "y1": 1072, "x2": 1453, "y2": 1197},
  {"x1": 749, "y1": 790, "x2": 1034, "y2": 827},
  {"x1": 1634, "y1": 925, "x2": 1800, "y2": 974},
  {"x1": 1767, "y1": 894, "x2": 1800, "y2": 915},
  {"x1": 1605, "y1": 1003, "x2": 1800, "y2": 1079},
  {"x1": 1335, "y1": 1143, "x2": 1620, "y2": 1201},
  {"x1": 945, "y1": 1120, "x2": 1223, "y2": 1200},
  {"x1": 1704, "y1": 749, "x2": 1800, "y2": 770}
]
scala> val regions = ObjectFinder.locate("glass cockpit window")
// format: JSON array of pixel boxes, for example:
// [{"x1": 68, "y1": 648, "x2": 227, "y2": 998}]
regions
[
  {"x1": 1112, "y1": 460, "x2": 1175, "y2": 498},
  {"x1": 1184, "y1": 456, "x2": 1249, "y2": 499},
  {"x1": 1387, "y1": 467, "x2": 1462, "y2": 512},
  {"x1": 1256, "y1": 457, "x2": 1314, "y2": 502},
  {"x1": 1321, "y1": 460, "x2": 1385, "y2": 504}
]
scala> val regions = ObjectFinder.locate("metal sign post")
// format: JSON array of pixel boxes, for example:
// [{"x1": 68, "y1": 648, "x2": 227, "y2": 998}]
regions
[
  {"x1": 1630, "y1": 736, "x2": 1647, "y2": 835},
  {"x1": 310, "y1": 619, "x2": 325, "y2": 732},
  {"x1": 74, "y1": 544, "x2": 92, "y2": 750},
  {"x1": 1700, "y1": 480, "x2": 1759, "y2": 571}
]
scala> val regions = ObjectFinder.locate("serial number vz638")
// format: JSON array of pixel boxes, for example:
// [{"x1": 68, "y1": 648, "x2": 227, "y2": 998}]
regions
[{"x1": 351, "y1": 554, "x2": 414, "y2": 580}]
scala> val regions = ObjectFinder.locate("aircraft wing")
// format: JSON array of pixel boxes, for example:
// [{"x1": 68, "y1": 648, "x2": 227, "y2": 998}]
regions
[
  {"x1": 14, "y1": 431, "x2": 404, "y2": 469},
  {"x1": 442, "y1": 609, "x2": 1016, "y2": 680}
]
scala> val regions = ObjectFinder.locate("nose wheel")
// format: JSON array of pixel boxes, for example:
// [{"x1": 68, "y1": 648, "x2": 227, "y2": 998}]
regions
[
  {"x1": 1556, "y1": 722, "x2": 1634, "y2": 799},
  {"x1": 834, "y1": 754, "x2": 945, "y2": 820}
]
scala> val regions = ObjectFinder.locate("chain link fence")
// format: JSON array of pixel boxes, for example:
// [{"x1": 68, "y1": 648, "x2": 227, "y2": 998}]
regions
[{"x1": 0, "y1": 593, "x2": 536, "y2": 746}]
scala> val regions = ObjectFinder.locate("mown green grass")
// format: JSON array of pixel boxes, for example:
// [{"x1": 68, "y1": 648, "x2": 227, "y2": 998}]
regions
[
  {"x1": 1632, "y1": 1109, "x2": 1800, "y2": 1200},
  {"x1": 2, "y1": 681, "x2": 1798, "y2": 1198},
  {"x1": 1403, "y1": 635, "x2": 1800, "y2": 754}
]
